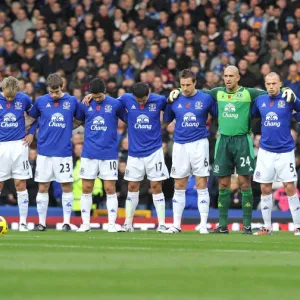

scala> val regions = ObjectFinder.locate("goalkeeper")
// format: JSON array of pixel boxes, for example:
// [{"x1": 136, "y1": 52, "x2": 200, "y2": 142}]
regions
[{"x1": 168, "y1": 65, "x2": 296, "y2": 234}]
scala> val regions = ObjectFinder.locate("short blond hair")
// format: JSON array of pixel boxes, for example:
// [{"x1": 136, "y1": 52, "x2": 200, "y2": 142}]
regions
[{"x1": 2, "y1": 76, "x2": 20, "y2": 96}]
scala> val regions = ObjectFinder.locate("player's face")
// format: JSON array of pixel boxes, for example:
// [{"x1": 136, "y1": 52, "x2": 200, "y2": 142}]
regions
[
  {"x1": 2, "y1": 90, "x2": 17, "y2": 102},
  {"x1": 134, "y1": 95, "x2": 149, "y2": 106},
  {"x1": 49, "y1": 86, "x2": 63, "y2": 101},
  {"x1": 180, "y1": 77, "x2": 196, "y2": 97},
  {"x1": 265, "y1": 76, "x2": 282, "y2": 96},
  {"x1": 224, "y1": 69, "x2": 240, "y2": 91},
  {"x1": 92, "y1": 93, "x2": 105, "y2": 102}
]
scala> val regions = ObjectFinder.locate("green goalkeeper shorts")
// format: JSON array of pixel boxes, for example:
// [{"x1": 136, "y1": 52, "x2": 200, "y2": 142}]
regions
[{"x1": 213, "y1": 134, "x2": 255, "y2": 177}]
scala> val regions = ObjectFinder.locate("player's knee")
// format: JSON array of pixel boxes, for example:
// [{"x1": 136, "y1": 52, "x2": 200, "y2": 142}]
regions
[
  {"x1": 61, "y1": 183, "x2": 72, "y2": 193},
  {"x1": 128, "y1": 181, "x2": 139, "y2": 192},
  {"x1": 0, "y1": 181, "x2": 4, "y2": 192},
  {"x1": 104, "y1": 185, "x2": 115, "y2": 195},
  {"x1": 39, "y1": 183, "x2": 50, "y2": 193},
  {"x1": 261, "y1": 184, "x2": 272, "y2": 195},
  {"x1": 150, "y1": 181, "x2": 162, "y2": 193},
  {"x1": 14, "y1": 180, "x2": 26, "y2": 192},
  {"x1": 175, "y1": 181, "x2": 187, "y2": 190},
  {"x1": 284, "y1": 182, "x2": 296, "y2": 196}
]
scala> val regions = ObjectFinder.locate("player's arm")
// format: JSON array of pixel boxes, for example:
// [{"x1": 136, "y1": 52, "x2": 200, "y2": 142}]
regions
[
  {"x1": 247, "y1": 88, "x2": 267, "y2": 102},
  {"x1": 251, "y1": 99, "x2": 261, "y2": 118},
  {"x1": 27, "y1": 98, "x2": 40, "y2": 126},
  {"x1": 73, "y1": 118, "x2": 84, "y2": 129},
  {"x1": 163, "y1": 103, "x2": 175, "y2": 125},
  {"x1": 208, "y1": 95, "x2": 218, "y2": 117},
  {"x1": 116, "y1": 102, "x2": 128, "y2": 123},
  {"x1": 24, "y1": 118, "x2": 39, "y2": 146},
  {"x1": 74, "y1": 102, "x2": 86, "y2": 128},
  {"x1": 201, "y1": 87, "x2": 220, "y2": 101},
  {"x1": 291, "y1": 97, "x2": 300, "y2": 121},
  {"x1": 82, "y1": 94, "x2": 93, "y2": 106}
]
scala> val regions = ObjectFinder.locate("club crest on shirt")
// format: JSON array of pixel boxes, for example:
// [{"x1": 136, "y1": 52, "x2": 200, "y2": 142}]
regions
[
  {"x1": 148, "y1": 103, "x2": 156, "y2": 111},
  {"x1": 15, "y1": 101, "x2": 22, "y2": 110},
  {"x1": 278, "y1": 100, "x2": 285, "y2": 108},
  {"x1": 105, "y1": 104, "x2": 112, "y2": 113},
  {"x1": 195, "y1": 101, "x2": 203, "y2": 109},
  {"x1": 63, "y1": 101, "x2": 70, "y2": 110},
  {"x1": 236, "y1": 92, "x2": 243, "y2": 99}
]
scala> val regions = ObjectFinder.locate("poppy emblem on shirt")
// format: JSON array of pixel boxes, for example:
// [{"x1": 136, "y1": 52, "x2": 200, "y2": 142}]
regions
[
  {"x1": 96, "y1": 106, "x2": 100, "y2": 111},
  {"x1": 140, "y1": 105, "x2": 144, "y2": 109},
  {"x1": 54, "y1": 103, "x2": 59, "y2": 107},
  {"x1": 228, "y1": 95, "x2": 231, "y2": 99},
  {"x1": 186, "y1": 103, "x2": 191, "y2": 108},
  {"x1": 6, "y1": 104, "x2": 11, "y2": 108},
  {"x1": 270, "y1": 101, "x2": 274, "y2": 107}
]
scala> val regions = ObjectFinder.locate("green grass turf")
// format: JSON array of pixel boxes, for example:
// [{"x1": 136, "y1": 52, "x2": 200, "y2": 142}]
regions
[{"x1": 1, "y1": 231, "x2": 300, "y2": 300}]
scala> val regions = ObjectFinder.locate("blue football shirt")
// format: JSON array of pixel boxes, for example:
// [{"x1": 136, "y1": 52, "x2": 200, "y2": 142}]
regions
[
  {"x1": 0, "y1": 92, "x2": 32, "y2": 142},
  {"x1": 29, "y1": 93, "x2": 79, "y2": 157}
]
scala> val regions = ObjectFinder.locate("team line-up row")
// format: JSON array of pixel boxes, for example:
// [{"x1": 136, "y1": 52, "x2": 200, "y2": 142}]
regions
[{"x1": 0, "y1": 66, "x2": 299, "y2": 235}]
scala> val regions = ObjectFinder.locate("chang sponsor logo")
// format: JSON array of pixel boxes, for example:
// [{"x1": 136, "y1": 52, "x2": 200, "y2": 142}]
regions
[
  {"x1": 49, "y1": 113, "x2": 66, "y2": 128},
  {"x1": 91, "y1": 116, "x2": 107, "y2": 131},
  {"x1": 1, "y1": 113, "x2": 18, "y2": 128},
  {"x1": 134, "y1": 114, "x2": 152, "y2": 129},
  {"x1": 222, "y1": 103, "x2": 238, "y2": 119},
  {"x1": 264, "y1": 112, "x2": 280, "y2": 127},
  {"x1": 181, "y1": 112, "x2": 199, "y2": 127}
]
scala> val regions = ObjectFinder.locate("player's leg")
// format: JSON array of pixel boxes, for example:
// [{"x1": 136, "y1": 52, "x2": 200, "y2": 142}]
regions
[
  {"x1": 276, "y1": 150, "x2": 300, "y2": 235},
  {"x1": 196, "y1": 177, "x2": 209, "y2": 234},
  {"x1": 165, "y1": 177, "x2": 188, "y2": 233},
  {"x1": 11, "y1": 141, "x2": 32, "y2": 231},
  {"x1": 283, "y1": 182, "x2": 300, "y2": 236},
  {"x1": 60, "y1": 182, "x2": 73, "y2": 231},
  {"x1": 190, "y1": 139, "x2": 210, "y2": 234},
  {"x1": 253, "y1": 148, "x2": 276, "y2": 235},
  {"x1": 77, "y1": 158, "x2": 98, "y2": 232},
  {"x1": 53, "y1": 156, "x2": 74, "y2": 231},
  {"x1": 238, "y1": 175, "x2": 253, "y2": 234},
  {"x1": 34, "y1": 155, "x2": 54, "y2": 231},
  {"x1": 77, "y1": 179, "x2": 94, "y2": 232},
  {"x1": 164, "y1": 142, "x2": 189, "y2": 233},
  {"x1": 104, "y1": 180, "x2": 118, "y2": 232},
  {"x1": 213, "y1": 135, "x2": 234, "y2": 233},
  {"x1": 120, "y1": 155, "x2": 144, "y2": 232},
  {"x1": 98, "y1": 159, "x2": 119, "y2": 232},
  {"x1": 14, "y1": 179, "x2": 29, "y2": 232},
  {"x1": 34, "y1": 182, "x2": 50, "y2": 231},
  {"x1": 214, "y1": 176, "x2": 231, "y2": 233},
  {"x1": 118, "y1": 180, "x2": 140, "y2": 232},
  {"x1": 234, "y1": 135, "x2": 256, "y2": 234},
  {"x1": 145, "y1": 148, "x2": 169, "y2": 231}
]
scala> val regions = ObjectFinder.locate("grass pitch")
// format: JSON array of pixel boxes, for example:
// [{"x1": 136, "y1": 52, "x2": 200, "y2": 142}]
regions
[{"x1": 1, "y1": 230, "x2": 300, "y2": 300}]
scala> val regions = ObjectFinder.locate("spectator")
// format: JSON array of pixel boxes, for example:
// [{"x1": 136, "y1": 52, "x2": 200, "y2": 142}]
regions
[{"x1": 12, "y1": 8, "x2": 33, "y2": 42}]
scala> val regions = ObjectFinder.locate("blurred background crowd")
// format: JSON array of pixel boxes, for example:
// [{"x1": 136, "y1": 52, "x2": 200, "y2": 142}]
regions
[{"x1": 0, "y1": 0, "x2": 300, "y2": 214}]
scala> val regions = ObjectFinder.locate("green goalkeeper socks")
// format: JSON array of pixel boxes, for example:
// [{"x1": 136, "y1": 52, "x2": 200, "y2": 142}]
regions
[
  {"x1": 218, "y1": 189, "x2": 231, "y2": 227},
  {"x1": 242, "y1": 189, "x2": 253, "y2": 227}
]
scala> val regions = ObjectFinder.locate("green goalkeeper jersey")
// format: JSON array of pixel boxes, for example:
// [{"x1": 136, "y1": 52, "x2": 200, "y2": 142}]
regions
[{"x1": 205, "y1": 87, "x2": 266, "y2": 136}]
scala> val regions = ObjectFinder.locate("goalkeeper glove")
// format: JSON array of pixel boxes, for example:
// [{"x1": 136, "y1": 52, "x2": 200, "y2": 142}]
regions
[
  {"x1": 282, "y1": 87, "x2": 296, "y2": 103},
  {"x1": 167, "y1": 88, "x2": 181, "y2": 103}
]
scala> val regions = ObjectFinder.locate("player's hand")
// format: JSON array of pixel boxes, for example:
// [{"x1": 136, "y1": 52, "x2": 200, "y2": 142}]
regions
[
  {"x1": 82, "y1": 94, "x2": 93, "y2": 106},
  {"x1": 282, "y1": 88, "x2": 296, "y2": 103},
  {"x1": 167, "y1": 89, "x2": 181, "y2": 103},
  {"x1": 23, "y1": 134, "x2": 34, "y2": 146}
]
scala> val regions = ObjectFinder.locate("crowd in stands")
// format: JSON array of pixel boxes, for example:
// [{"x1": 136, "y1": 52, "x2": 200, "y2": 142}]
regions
[{"x1": 0, "y1": 0, "x2": 300, "y2": 212}]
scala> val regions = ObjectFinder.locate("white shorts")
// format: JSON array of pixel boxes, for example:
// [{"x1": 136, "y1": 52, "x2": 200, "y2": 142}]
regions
[
  {"x1": 171, "y1": 139, "x2": 210, "y2": 178},
  {"x1": 0, "y1": 139, "x2": 32, "y2": 181},
  {"x1": 80, "y1": 158, "x2": 118, "y2": 180},
  {"x1": 124, "y1": 148, "x2": 169, "y2": 182},
  {"x1": 253, "y1": 148, "x2": 297, "y2": 183},
  {"x1": 35, "y1": 155, "x2": 73, "y2": 183}
]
